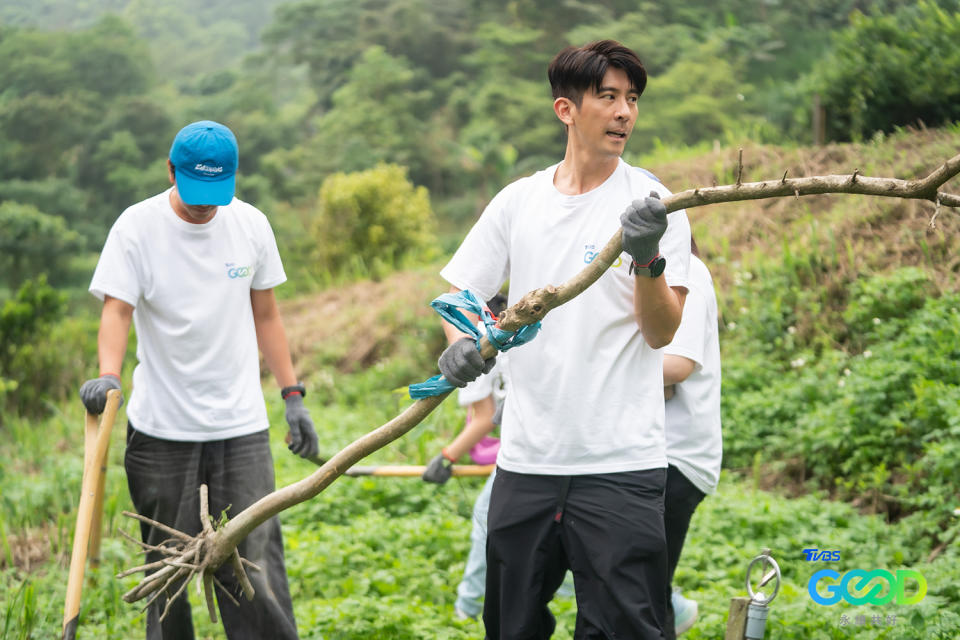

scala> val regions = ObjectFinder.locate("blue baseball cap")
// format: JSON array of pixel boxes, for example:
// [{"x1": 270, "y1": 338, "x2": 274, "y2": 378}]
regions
[{"x1": 169, "y1": 120, "x2": 238, "y2": 206}]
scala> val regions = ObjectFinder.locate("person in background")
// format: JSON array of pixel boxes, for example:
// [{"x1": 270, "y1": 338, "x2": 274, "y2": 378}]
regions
[
  {"x1": 78, "y1": 120, "x2": 317, "y2": 640},
  {"x1": 423, "y1": 296, "x2": 508, "y2": 621},
  {"x1": 436, "y1": 39, "x2": 692, "y2": 638},
  {"x1": 661, "y1": 240, "x2": 722, "y2": 638}
]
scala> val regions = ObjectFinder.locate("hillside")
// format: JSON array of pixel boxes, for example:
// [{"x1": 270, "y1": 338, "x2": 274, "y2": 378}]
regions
[{"x1": 282, "y1": 127, "x2": 960, "y2": 373}]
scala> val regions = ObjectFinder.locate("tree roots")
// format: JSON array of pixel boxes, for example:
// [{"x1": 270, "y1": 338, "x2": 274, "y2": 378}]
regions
[{"x1": 117, "y1": 485, "x2": 259, "y2": 623}]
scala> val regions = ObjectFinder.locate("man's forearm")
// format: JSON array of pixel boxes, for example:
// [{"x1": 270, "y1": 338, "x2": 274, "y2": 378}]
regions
[
  {"x1": 442, "y1": 286, "x2": 478, "y2": 345},
  {"x1": 257, "y1": 316, "x2": 298, "y2": 387},
  {"x1": 633, "y1": 278, "x2": 686, "y2": 349},
  {"x1": 99, "y1": 296, "x2": 133, "y2": 375},
  {"x1": 445, "y1": 396, "x2": 496, "y2": 460},
  {"x1": 251, "y1": 289, "x2": 298, "y2": 388}
]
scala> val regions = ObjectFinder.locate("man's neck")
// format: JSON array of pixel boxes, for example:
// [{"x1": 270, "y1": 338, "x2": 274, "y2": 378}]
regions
[
  {"x1": 553, "y1": 146, "x2": 621, "y2": 195},
  {"x1": 168, "y1": 188, "x2": 218, "y2": 224}
]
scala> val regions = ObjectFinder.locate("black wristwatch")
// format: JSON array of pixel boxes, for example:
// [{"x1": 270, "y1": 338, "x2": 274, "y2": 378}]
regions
[
  {"x1": 281, "y1": 383, "x2": 306, "y2": 400},
  {"x1": 629, "y1": 254, "x2": 667, "y2": 278}
]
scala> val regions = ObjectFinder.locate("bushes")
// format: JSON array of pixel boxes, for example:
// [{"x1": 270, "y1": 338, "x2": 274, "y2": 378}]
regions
[
  {"x1": 309, "y1": 164, "x2": 438, "y2": 282},
  {"x1": 722, "y1": 265, "x2": 960, "y2": 538},
  {"x1": 0, "y1": 201, "x2": 83, "y2": 289},
  {"x1": 0, "y1": 277, "x2": 95, "y2": 421},
  {"x1": 811, "y1": 1, "x2": 960, "y2": 142}
]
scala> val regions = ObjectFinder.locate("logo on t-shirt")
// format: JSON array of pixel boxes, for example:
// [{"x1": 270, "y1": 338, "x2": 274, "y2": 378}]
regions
[
  {"x1": 583, "y1": 244, "x2": 623, "y2": 268},
  {"x1": 225, "y1": 263, "x2": 253, "y2": 279}
]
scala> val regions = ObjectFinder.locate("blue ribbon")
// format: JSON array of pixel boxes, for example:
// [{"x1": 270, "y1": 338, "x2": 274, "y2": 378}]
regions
[{"x1": 408, "y1": 290, "x2": 540, "y2": 398}]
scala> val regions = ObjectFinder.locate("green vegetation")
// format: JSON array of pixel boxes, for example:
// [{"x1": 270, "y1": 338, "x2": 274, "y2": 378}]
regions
[
  {"x1": 813, "y1": 0, "x2": 960, "y2": 142},
  {"x1": 310, "y1": 164, "x2": 438, "y2": 283},
  {"x1": 2, "y1": 0, "x2": 960, "y2": 638}
]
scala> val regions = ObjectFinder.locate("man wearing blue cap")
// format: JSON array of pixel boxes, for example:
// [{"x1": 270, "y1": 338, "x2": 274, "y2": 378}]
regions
[{"x1": 79, "y1": 120, "x2": 314, "y2": 639}]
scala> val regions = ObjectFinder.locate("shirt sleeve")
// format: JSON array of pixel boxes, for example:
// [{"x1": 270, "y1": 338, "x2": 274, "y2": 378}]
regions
[
  {"x1": 440, "y1": 186, "x2": 512, "y2": 302},
  {"x1": 458, "y1": 369, "x2": 496, "y2": 407},
  {"x1": 89, "y1": 216, "x2": 143, "y2": 307},
  {"x1": 251, "y1": 209, "x2": 287, "y2": 290},
  {"x1": 663, "y1": 286, "x2": 708, "y2": 369},
  {"x1": 659, "y1": 206, "x2": 691, "y2": 291}
]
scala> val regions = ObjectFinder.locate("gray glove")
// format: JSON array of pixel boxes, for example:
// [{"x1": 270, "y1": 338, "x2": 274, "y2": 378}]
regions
[
  {"x1": 439, "y1": 337, "x2": 495, "y2": 388},
  {"x1": 284, "y1": 394, "x2": 319, "y2": 459},
  {"x1": 78, "y1": 374, "x2": 124, "y2": 414},
  {"x1": 620, "y1": 191, "x2": 668, "y2": 265},
  {"x1": 422, "y1": 452, "x2": 453, "y2": 484}
]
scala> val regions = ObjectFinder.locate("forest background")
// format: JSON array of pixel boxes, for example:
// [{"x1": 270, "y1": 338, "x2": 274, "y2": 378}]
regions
[{"x1": 1, "y1": 0, "x2": 960, "y2": 638}]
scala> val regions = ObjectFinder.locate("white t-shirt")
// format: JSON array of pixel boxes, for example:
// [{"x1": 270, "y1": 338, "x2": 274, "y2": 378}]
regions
[
  {"x1": 441, "y1": 159, "x2": 691, "y2": 475},
  {"x1": 664, "y1": 255, "x2": 722, "y2": 494},
  {"x1": 89, "y1": 188, "x2": 286, "y2": 441}
]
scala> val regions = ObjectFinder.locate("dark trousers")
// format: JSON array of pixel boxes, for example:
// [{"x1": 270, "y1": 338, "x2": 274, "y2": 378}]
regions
[
  {"x1": 663, "y1": 465, "x2": 706, "y2": 640},
  {"x1": 484, "y1": 467, "x2": 668, "y2": 640},
  {"x1": 124, "y1": 424, "x2": 299, "y2": 640}
]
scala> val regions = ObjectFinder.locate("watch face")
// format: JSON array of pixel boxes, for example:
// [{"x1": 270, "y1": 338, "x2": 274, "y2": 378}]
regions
[
  {"x1": 650, "y1": 256, "x2": 666, "y2": 277},
  {"x1": 633, "y1": 256, "x2": 666, "y2": 277}
]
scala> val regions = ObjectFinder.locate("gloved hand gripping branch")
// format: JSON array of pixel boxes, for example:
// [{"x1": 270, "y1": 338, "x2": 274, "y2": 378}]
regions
[
  {"x1": 438, "y1": 337, "x2": 496, "y2": 388},
  {"x1": 409, "y1": 289, "x2": 540, "y2": 399},
  {"x1": 620, "y1": 191, "x2": 668, "y2": 268},
  {"x1": 79, "y1": 373, "x2": 124, "y2": 414}
]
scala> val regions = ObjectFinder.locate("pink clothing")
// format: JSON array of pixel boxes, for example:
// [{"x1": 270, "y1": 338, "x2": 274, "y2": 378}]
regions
[{"x1": 470, "y1": 436, "x2": 500, "y2": 465}]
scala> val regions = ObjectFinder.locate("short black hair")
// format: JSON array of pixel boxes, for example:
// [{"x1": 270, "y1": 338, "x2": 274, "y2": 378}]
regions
[{"x1": 548, "y1": 40, "x2": 647, "y2": 107}]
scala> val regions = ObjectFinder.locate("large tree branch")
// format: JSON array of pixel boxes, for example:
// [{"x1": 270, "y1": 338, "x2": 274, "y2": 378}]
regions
[
  {"x1": 497, "y1": 152, "x2": 960, "y2": 331},
  {"x1": 118, "y1": 151, "x2": 960, "y2": 616}
]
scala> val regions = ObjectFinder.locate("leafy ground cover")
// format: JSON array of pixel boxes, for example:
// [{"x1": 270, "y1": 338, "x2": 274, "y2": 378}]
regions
[{"x1": 3, "y1": 409, "x2": 958, "y2": 638}]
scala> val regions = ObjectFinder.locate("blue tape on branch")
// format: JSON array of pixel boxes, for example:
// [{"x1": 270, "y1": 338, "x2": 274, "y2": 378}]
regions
[{"x1": 408, "y1": 290, "x2": 541, "y2": 398}]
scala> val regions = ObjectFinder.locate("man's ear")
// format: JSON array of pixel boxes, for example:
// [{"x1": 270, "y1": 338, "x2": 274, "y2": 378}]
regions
[
  {"x1": 553, "y1": 97, "x2": 576, "y2": 126},
  {"x1": 166, "y1": 159, "x2": 175, "y2": 185}
]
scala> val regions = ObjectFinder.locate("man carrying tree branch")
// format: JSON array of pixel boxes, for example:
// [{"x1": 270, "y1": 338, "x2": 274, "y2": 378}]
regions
[
  {"x1": 79, "y1": 120, "x2": 316, "y2": 640},
  {"x1": 437, "y1": 40, "x2": 691, "y2": 638}
]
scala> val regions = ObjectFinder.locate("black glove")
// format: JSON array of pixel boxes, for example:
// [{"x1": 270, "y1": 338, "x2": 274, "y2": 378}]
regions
[
  {"x1": 620, "y1": 191, "x2": 668, "y2": 265},
  {"x1": 284, "y1": 394, "x2": 319, "y2": 459},
  {"x1": 78, "y1": 374, "x2": 124, "y2": 414},
  {"x1": 422, "y1": 452, "x2": 453, "y2": 484},
  {"x1": 438, "y1": 337, "x2": 496, "y2": 388}
]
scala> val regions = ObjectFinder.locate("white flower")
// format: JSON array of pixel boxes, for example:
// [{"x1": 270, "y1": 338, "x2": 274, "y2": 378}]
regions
[
  {"x1": 740, "y1": 306, "x2": 748, "y2": 314},
  {"x1": 954, "y1": 507, "x2": 960, "y2": 517},
  {"x1": 843, "y1": 368, "x2": 851, "y2": 376},
  {"x1": 838, "y1": 379, "x2": 846, "y2": 388},
  {"x1": 787, "y1": 326, "x2": 797, "y2": 335},
  {"x1": 791, "y1": 357, "x2": 806, "y2": 368},
  {"x1": 863, "y1": 350, "x2": 872, "y2": 358},
  {"x1": 727, "y1": 322, "x2": 738, "y2": 330},
  {"x1": 873, "y1": 317, "x2": 882, "y2": 325}
]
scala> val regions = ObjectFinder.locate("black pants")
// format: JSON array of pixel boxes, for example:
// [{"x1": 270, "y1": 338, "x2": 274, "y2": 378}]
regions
[
  {"x1": 124, "y1": 424, "x2": 299, "y2": 640},
  {"x1": 663, "y1": 465, "x2": 706, "y2": 640},
  {"x1": 484, "y1": 467, "x2": 668, "y2": 640}
]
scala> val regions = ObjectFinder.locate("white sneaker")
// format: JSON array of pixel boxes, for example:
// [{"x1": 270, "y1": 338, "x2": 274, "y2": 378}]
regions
[{"x1": 672, "y1": 591, "x2": 698, "y2": 636}]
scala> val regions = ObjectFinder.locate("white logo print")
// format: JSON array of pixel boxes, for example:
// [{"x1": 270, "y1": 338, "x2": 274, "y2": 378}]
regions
[{"x1": 194, "y1": 163, "x2": 224, "y2": 175}]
